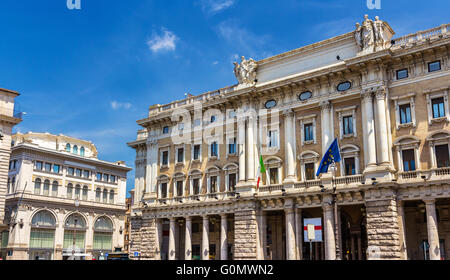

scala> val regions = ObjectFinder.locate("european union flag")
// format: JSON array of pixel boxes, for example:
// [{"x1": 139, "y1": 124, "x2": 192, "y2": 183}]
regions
[{"x1": 316, "y1": 139, "x2": 341, "y2": 177}]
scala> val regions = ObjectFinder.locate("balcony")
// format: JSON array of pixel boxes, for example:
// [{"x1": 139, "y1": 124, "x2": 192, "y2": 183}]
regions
[{"x1": 333, "y1": 175, "x2": 364, "y2": 186}]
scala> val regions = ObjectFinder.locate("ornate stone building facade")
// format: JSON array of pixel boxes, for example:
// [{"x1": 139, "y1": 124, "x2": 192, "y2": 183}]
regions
[
  {"x1": 1, "y1": 132, "x2": 131, "y2": 260},
  {"x1": 0, "y1": 88, "x2": 22, "y2": 253},
  {"x1": 128, "y1": 16, "x2": 450, "y2": 260}
]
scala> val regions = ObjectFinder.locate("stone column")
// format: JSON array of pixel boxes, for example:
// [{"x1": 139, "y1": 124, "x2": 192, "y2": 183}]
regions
[
  {"x1": 295, "y1": 208, "x2": 303, "y2": 260},
  {"x1": 168, "y1": 218, "x2": 176, "y2": 260},
  {"x1": 202, "y1": 216, "x2": 210, "y2": 260},
  {"x1": 357, "y1": 235, "x2": 362, "y2": 260},
  {"x1": 234, "y1": 207, "x2": 258, "y2": 260},
  {"x1": 320, "y1": 101, "x2": 332, "y2": 155},
  {"x1": 261, "y1": 211, "x2": 267, "y2": 260},
  {"x1": 238, "y1": 116, "x2": 246, "y2": 182},
  {"x1": 285, "y1": 208, "x2": 296, "y2": 260},
  {"x1": 397, "y1": 200, "x2": 408, "y2": 260},
  {"x1": 220, "y1": 214, "x2": 228, "y2": 260},
  {"x1": 185, "y1": 217, "x2": 192, "y2": 260},
  {"x1": 155, "y1": 219, "x2": 163, "y2": 260},
  {"x1": 424, "y1": 199, "x2": 441, "y2": 260},
  {"x1": 375, "y1": 87, "x2": 390, "y2": 166},
  {"x1": 247, "y1": 115, "x2": 256, "y2": 181},
  {"x1": 284, "y1": 109, "x2": 296, "y2": 181},
  {"x1": 361, "y1": 90, "x2": 377, "y2": 168},
  {"x1": 323, "y1": 202, "x2": 336, "y2": 260}
]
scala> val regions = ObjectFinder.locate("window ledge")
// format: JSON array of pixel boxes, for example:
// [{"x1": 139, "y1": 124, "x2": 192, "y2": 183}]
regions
[
  {"x1": 397, "y1": 122, "x2": 415, "y2": 130},
  {"x1": 431, "y1": 116, "x2": 449, "y2": 124},
  {"x1": 226, "y1": 153, "x2": 237, "y2": 158},
  {"x1": 303, "y1": 140, "x2": 314, "y2": 145},
  {"x1": 160, "y1": 165, "x2": 169, "y2": 170},
  {"x1": 175, "y1": 162, "x2": 185, "y2": 167},
  {"x1": 343, "y1": 133, "x2": 355, "y2": 139},
  {"x1": 209, "y1": 156, "x2": 218, "y2": 161},
  {"x1": 191, "y1": 159, "x2": 201, "y2": 163}
]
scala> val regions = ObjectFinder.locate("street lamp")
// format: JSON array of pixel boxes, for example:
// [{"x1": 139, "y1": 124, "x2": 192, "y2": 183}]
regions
[{"x1": 72, "y1": 199, "x2": 80, "y2": 260}]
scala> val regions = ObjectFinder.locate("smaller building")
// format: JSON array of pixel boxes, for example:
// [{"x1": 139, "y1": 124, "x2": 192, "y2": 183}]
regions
[{"x1": 2, "y1": 132, "x2": 131, "y2": 260}]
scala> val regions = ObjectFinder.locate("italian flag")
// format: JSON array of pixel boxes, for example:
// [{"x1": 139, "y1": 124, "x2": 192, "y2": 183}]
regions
[{"x1": 257, "y1": 155, "x2": 266, "y2": 190}]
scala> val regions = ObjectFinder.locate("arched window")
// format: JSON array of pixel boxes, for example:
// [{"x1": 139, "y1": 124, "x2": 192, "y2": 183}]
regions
[
  {"x1": 299, "y1": 151, "x2": 320, "y2": 181},
  {"x1": 264, "y1": 157, "x2": 283, "y2": 185},
  {"x1": 63, "y1": 214, "x2": 87, "y2": 252},
  {"x1": 188, "y1": 170, "x2": 202, "y2": 196},
  {"x1": 206, "y1": 167, "x2": 220, "y2": 194},
  {"x1": 52, "y1": 181, "x2": 58, "y2": 197},
  {"x1": 82, "y1": 186, "x2": 88, "y2": 201},
  {"x1": 67, "y1": 184, "x2": 73, "y2": 199},
  {"x1": 157, "y1": 175, "x2": 170, "y2": 199},
  {"x1": 95, "y1": 188, "x2": 101, "y2": 202},
  {"x1": 80, "y1": 147, "x2": 85, "y2": 157},
  {"x1": 43, "y1": 180, "x2": 50, "y2": 196},
  {"x1": 223, "y1": 164, "x2": 238, "y2": 192},
  {"x1": 34, "y1": 178, "x2": 42, "y2": 195},
  {"x1": 93, "y1": 216, "x2": 113, "y2": 253},
  {"x1": 109, "y1": 190, "x2": 115, "y2": 204},
  {"x1": 75, "y1": 185, "x2": 81, "y2": 200},
  {"x1": 30, "y1": 211, "x2": 56, "y2": 258},
  {"x1": 102, "y1": 189, "x2": 108, "y2": 203},
  {"x1": 73, "y1": 145, "x2": 78, "y2": 155},
  {"x1": 65, "y1": 143, "x2": 71, "y2": 152}
]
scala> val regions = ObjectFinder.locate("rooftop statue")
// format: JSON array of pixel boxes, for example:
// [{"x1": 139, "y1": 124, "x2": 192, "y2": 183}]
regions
[
  {"x1": 234, "y1": 56, "x2": 258, "y2": 86},
  {"x1": 355, "y1": 15, "x2": 394, "y2": 55}
]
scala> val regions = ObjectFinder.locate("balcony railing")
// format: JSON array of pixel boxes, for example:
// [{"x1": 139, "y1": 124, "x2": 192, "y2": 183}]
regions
[
  {"x1": 399, "y1": 171, "x2": 419, "y2": 180},
  {"x1": 258, "y1": 184, "x2": 284, "y2": 193},
  {"x1": 432, "y1": 167, "x2": 450, "y2": 177},
  {"x1": 392, "y1": 24, "x2": 449, "y2": 48},
  {"x1": 333, "y1": 175, "x2": 364, "y2": 186}
]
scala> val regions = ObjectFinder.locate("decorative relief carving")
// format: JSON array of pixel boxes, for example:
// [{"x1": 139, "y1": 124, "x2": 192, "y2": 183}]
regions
[{"x1": 234, "y1": 56, "x2": 258, "y2": 86}]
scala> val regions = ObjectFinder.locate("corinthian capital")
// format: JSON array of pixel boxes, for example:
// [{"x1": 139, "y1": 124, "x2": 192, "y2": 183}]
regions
[
  {"x1": 361, "y1": 89, "x2": 373, "y2": 104},
  {"x1": 375, "y1": 86, "x2": 387, "y2": 100},
  {"x1": 319, "y1": 101, "x2": 332, "y2": 111}
]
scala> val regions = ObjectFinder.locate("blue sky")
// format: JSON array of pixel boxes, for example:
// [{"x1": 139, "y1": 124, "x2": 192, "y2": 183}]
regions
[{"x1": 0, "y1": 0, "x2": 449, "y2": 196}]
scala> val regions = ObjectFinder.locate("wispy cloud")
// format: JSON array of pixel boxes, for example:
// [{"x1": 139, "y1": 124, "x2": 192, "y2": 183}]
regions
[
  {"x1": 216, "y1": 20, "x2": 271, "y2": 60},
  {"x1": 147, "y1": 28, "x2": 178, "y2": 53},
  {"x1": 199, "y1": 0, "x2": 235, "y2": 15},
  {"x1": 111, "y1": 101, "x2": 132, "y2": 110}
]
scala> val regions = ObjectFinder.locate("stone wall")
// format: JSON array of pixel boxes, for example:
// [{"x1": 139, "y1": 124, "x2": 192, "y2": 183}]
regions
[
  {"x1": 130, "y1": 217, "x2": 158, "y2": 260},
  {"x1": 233, "y1": 209, "x2": 258, "y2": 260},
  {"x1": 365, "y1": 199, "x2": 402, "y2": 260}
]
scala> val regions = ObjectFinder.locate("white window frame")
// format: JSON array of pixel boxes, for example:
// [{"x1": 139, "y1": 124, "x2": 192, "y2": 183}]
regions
[
  {"x1": 394, "y1": 136, "x2": 421, "y2": 172},
  {"x1": 298, "y1": 114, "x2": 317, "y2": 146},
  {"x1": 226, "y1": 136, "x2": 237, "y2": 157},
  {"x1": 188, "y1": 170, "x2": 203, "y2": 196},
  {"x1": 339, "y1": 145, "x2": 361, "y2": 177},
  {"x1": 157, "y1": 175, "x2": 170, "y2": 199},
  {"x1": 207, "y1": 137, "x2": 220, "y2": 160},
  {"x1": 264, "y1": 157, "x2": 283, "y2": 185},
  {"x1": 426, "y1": 130, "x2": 450, "y2": 169},
  {"x1": 424, "y1": 88, "x2": 450, "y2": 125},
  {"x1": 223, "y1": 163, "x2": 239, "y2": 192},
  {"x1": 160, "y1": 146, "x2": 170, "y2": 169},
  {"x1": 175, "y1": 144, "x2": 186, "y2": 166},
  {"x1": 336, "y1": 106, "x2": 357, "y2": 139},
  {"x1": 267, "y1": 129, "x2": 280, "y2": 149},
  {"x1": 392, "y1": 93, "x2": 416, "y2": 130},
  {"x1": 173, "y1": 173, "x2": 186, "y2": 197},
  {"x1": 298, "y1": 151, "x2": 320, "y2": 182},
  {"x1": 191, "y1": 142, "x2": 202, "y2": 163}
]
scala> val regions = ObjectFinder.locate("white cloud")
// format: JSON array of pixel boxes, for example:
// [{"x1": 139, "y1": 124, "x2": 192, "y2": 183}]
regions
[
  {"x1": 200, "y1": 0, "x2": 235, "y2": 15},
  {"x1": 147, "y1": 28, "x2": 178, "y2": 53},
  {"x1": 111, "y1": 101, "x2": 132, "y2": 110},
  {"x1": 212, "y1": 61, "x2": 219, "y2": 65}
]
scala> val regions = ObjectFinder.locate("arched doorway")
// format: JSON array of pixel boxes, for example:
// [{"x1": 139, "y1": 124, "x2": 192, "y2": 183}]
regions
[
  {"x1": 92, "y1": 216, "x2": 114, "y2": 260},
  {"x1": 63, "y1": 213, "x2": 87, "y2": 260},
  {"x1": 29, "y1": 210, "x2": 56, "y2": 260}
]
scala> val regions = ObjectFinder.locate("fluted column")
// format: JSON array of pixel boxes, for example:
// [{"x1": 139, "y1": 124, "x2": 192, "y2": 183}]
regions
[
  {"x1": 295, "y1": 208, "x2": 303, "y2": 260},
  {"x1": 185, "y1": 217, "x2": 192, "y2": 260},
  {"x1": 238, "y1": 116, "x2": 246, "y2": 182},
  {"x1": 361, "y1": 90, "x2": 377, "y2": 168},
  {"x1": 424, "y1": 199, "x2": 441, "y2": 260},
  {"x1": 375, "y1": 87, "x2": 390, "y2": 166},
  {"x1": 284, "y1": 109, "x2": 296, "y2": 181},
  {"x1": 220, "y1": 214, "x2": 228, "y2": 260},
  {"x1": 285, "y1": 208, "x2": 296, "y2": 260},
  {"x1": 247, "y1": 115, "x2": 256, "y2": 181},
  {"x1": 168, "y1": 218, "x2": 176, "y2": 260},
  {"x1": 320, "y1": 101, "x2": 333, "y2": 155},
  {"x1": 155, "y1": 219, "x2": 163, "y2": 260},
  {"x1": 202, "y1": 216, "x2": 210, "y2": 260},
  {"x1": 323, "y1": 203, "x2": 336, "y2": 260}
]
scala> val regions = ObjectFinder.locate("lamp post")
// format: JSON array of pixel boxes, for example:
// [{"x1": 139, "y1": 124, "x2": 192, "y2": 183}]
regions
[
  {"x1": 331, "y1": 165, "x2": 341, "y2": 260},
  {"x1": 72, "y1": 199, "x2": 80, "y2": 260}
]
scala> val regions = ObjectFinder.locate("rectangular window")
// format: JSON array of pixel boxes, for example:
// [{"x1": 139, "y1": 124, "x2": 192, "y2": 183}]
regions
[
  {"x1": 402, "y1": 149, "x2": 416, "y2": 172},
  {"x1": 83, "y1": 170, "x2": 90, "y2": 178},
  {"x1": 162, "y1": 151, "x2": 169, "y2": 166},
  {"x1": 177, "y1": 148, "x2": 184, "y2": 163},
  {"x1": 396, "y1": 69, "x2": 408, "y2": 80},
  {"x1": 343, "y1": 116, "x2": 354, "y2": 135},
  {"x1": 103, "y1": 174, "x2": 109, "y2": 182},
  {"x1": 110, "y1": 175, "x2": 116, "y2": 183},
  {"x1": 435, "y1": 144, "x2": 450, "y2": 168},
  {"x1": 228, "y1": 174, "x2": 236, "y2": 192},
  {"x1": 193, "y1": 179, "x2": 200, "y2": 195},
  {"x1": 304, "y1": 123, "x2": 314, "y2": 142},
  {"x1": 399, "y1": 104, "x2": 412, "y2": 124},
  {"x1": 305, "y1": 163, "x2": 315, "y2": 181},
  {"x1": 344, "y1": 157, "x2": 356, "y2": 176},
  {"x1": 210, "y1": 176, "x2": 217, "y2": 193},
  {"x1": 44, "y1": 163, "x2": 51, "y2": 172},
  {"x1": 428, "y1": 61, "x2": 441, "y2": 72},
  {"x1": 228, "y1": 138, "x2": 236, "y2": 154},
  {"x1": 53, "y1": 164, "x2": 60, "y2": 174},
  {"x1": 268, "y1": 130, "x2": 279, "y2": 148},
  {"x1": 76, "y1": 169, "x2": 82, "y2": 177},
  {"x1": 68, "y1": 167, "x2": 75, "y2": 176},
  {"x1": 97, "y1": 172, "x2": 102, "y2": 181},
  {"x1": 193, "y1": 145, "x2": 201, "y2": 160},
  {"x1": 269, "y1": 168, "x2": 278, "y2": 185},
  {"x1": 161, "y1": 183, "x2": 168, "y2": 198},
  {"x1": 432, "y1": 97, "x2": 445, "y2": 119},
  {"x1": 211, "y1": 142, "x2": 218, "y2": 157},
  {"x1": 176, "y1": 181, "x2": 183, "y2": 197},
  {"x1": 35, "y1": 161, "x2": 43, "y2": 170},
  {"x1": 162, "y1": 126, "x2": 169, "y2": 134}
]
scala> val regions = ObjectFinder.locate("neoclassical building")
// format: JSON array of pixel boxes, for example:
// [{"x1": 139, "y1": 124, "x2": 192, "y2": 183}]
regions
[
  {"x1": 1, "y1": 132, "x2": 131, "y2": 260},
  {"x1": 0, "y1": 88, "x2": 22, "y2": 254},
  {"x1": 128, "y1": 16, "x2": 450, "y2": 260}
]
